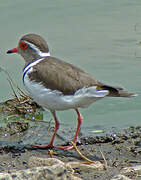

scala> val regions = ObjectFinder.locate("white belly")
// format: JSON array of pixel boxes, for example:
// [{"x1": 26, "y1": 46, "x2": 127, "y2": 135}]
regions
[{"x1": 23, "y1": 68, "x2": 108, "y2": 111}]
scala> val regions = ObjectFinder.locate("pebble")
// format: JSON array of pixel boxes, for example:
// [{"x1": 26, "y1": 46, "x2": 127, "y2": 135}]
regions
[{"x1": 0, "y1": 156, "x2": 141, "y2": 179}]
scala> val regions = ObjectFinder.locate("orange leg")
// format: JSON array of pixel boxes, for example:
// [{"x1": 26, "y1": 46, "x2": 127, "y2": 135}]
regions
[
  {"x1": 56, "y1": 108, "x2": 83, "y2": 150},
  {"x1": 73, "y1": 109, "x2": 83, "y2": 143},
  {"x1": 32, "y1": 109, "x2": 83, "y2": 150},
  {"x1": 32, "y1": 110, "x2": 59, "y2": 149}
]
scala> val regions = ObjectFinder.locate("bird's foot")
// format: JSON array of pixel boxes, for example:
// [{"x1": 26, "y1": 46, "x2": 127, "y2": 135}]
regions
[
  {"x1": 32, "y1": 142, "x2": 76, "y2": 150},
  {"x1": 56, "y1": 145, "x2": 74, "y2": 150},
  {"x1": 32, "y1": 144, "x2": 54, "y2": 149},
  {"x1": 56, "y1": 143, "x2": 76, "y2": 150}
]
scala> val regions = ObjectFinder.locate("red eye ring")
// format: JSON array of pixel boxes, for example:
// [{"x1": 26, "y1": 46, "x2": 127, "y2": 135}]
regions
[{"x1": 19, "y1": 41, "x2": 28, "y2": 50}]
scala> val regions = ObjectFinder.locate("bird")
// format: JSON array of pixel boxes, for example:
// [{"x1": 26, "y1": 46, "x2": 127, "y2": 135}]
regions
[{"x1": 7, "y1": 33, "x2": 135, "y2": 150}]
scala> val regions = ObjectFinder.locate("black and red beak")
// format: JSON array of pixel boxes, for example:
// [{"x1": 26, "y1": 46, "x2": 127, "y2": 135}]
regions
[{"x1": 7, "y1": 48, "x2": 18, "y2": 54}]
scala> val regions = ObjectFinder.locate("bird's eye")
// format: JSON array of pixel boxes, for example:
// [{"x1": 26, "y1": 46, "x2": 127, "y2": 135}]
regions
[{"x1": 19, "y1": 41, "x2": 28, "y2": 50}]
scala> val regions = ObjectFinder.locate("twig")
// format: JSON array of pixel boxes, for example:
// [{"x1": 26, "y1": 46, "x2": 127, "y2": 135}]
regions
[
  {"x1": 71, "y1": 141, "x2": 94, "y2": 164},
  {"x1": 7, "y1": 78, "x2": 20, "y2": 102},
  {"x1": 99, "y1": 147, "x2": 108, "y2": 168},
  {"x1": 18, "y1": 87, "x2": 29, "y2": 97},
  {"x1": 0, "y1": 66, "x2": 20, "y2": 101}
]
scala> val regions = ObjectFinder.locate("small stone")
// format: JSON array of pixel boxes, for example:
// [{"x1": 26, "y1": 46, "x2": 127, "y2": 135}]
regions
[
  {"x1": 111, "y1": 174, "x2": 132, "y2": 180},
  {"x1": 0, "y1": 174, "x2": 13, "y2": 180},
  {"x1": 121, "y1": 165, "x2": 141, "y2": 176},
  {"x1": 0, "y1": 163, "x2": 81, "y2": 180},
  {"x1": 66, "y1": 161, "x2": 104, "y2": 171},
  {"x1": 28, "y1": 156, "x2": 65, "y2": 167}
]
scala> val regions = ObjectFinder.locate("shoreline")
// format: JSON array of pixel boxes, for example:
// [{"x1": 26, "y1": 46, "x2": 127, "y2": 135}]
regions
[
  {"x1": 0, "y1": 125, "x2": 141, "y2": 179},
  {"x1": 0, "y1": 98, "x2": 141, "y2": 179}
]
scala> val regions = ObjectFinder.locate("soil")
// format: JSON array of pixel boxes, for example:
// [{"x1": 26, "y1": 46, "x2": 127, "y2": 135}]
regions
[
  {"x1": 0, "y1": 98, "x2": 141, "y2": 179},
  {"x1": 0, "y1": 125, "x2": 141, "y2": 180}
]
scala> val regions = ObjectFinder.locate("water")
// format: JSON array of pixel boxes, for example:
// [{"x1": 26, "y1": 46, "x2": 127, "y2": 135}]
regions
[{"x1": 0, "y1": 0, "x2": 141, "y2": 132}]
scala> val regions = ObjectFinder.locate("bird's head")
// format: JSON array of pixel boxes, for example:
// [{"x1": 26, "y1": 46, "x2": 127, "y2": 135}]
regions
[{"x1": 7, "y1": 34, "x2": 50, "y2": 63}]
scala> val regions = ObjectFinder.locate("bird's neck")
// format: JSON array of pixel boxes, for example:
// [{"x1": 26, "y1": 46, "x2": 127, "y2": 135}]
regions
[{"x1": 21, "y1": 51, "x2": 50, "y2": 64}]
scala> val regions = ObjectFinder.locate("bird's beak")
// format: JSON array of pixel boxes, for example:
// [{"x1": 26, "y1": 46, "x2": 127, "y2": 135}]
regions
[{"x1": 7, "y1": 48, "x2": 18, "y2": 54}]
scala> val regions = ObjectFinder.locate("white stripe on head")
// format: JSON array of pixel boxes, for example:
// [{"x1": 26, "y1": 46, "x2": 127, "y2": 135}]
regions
[{"x1": 24, "y1": 41, "x2": 50, "y2": 57}]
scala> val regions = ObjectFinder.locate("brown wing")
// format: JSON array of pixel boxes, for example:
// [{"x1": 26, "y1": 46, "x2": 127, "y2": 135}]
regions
[
  {"x1": 28, "y1": 57, "x2": 134, "y2": 97},
  {"x1": 28, "y1": 57, "x2": 98, "y2": 95}
]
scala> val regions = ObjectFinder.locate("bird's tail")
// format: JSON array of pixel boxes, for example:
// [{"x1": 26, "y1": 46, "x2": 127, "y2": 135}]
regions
[{"x1": 97, "y1": 84, "x2": 136, "y2": 97}]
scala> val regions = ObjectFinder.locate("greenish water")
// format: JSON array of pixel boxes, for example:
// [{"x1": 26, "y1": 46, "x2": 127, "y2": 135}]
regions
[{"x1": 0, "y1": 0, "x2": 141, "y2": 132}]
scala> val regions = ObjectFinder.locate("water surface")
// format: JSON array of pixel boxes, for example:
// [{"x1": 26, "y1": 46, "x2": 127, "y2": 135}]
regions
[{"x1": 0, "y1": 0, "x2": 141, "y2": 133}]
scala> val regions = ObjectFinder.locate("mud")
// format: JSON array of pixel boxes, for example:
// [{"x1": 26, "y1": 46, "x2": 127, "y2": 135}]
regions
[
  {"x1": 0, "y1": 124, "x2": 141, "y2": 180},
  {"x1": 0, "y1": 98, "x2": 141, "y2": 179}
]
